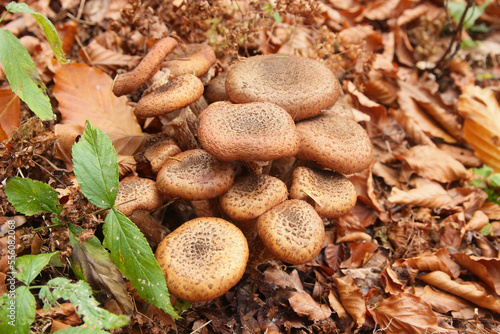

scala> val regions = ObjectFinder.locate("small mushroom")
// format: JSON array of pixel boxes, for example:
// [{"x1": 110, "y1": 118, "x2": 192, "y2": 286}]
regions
[
  {"x1": 112, "y1": 37, "x2": 178, "y2": 97},
  {"x1": 219, "y1": 173, "x2": 288, "y2": 224},
  {"x1": 225, "y1": 54, "x2": 340, "y2": 121},
  {"x1": 163, "y1": 43, "x2": 216, "y2": 80},
  {"x1": 256, "y1": 199, "x2": 325, "y2": 265},
  {"x1": 197, "y1": 101, "x2": 299, "y2": 162},
  {"x1": 135, "y1": 133, "x2": 182, "y2": 175},
  {"x1": 205, "y1": 71, "x2": 229, "y2": 103},
  {"x1": 155, "y1": 217, "x2": 249, "y2": 302},
  {"x1": 295, "y1": 113, "x2": 373, "y2": 175},
  {"x1": 289, "y1": 167, "x2": 357, "y2": 218},
  {"x1": 156, "y1": 149, "x2": 236, "y2": 201}
]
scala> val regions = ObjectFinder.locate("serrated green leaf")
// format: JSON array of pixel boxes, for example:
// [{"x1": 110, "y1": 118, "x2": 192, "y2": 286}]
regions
[
  {"x1": 6, "y1": 2, "x2": 69, "y2": 65},
  {"x1": 68, "y1": 224, "x2": 134, "y2": 315},
  {"x1": 0, "y1": 29, "x2": 53, "y2": 120},
  {"x1": 72, "y1": 121, "x2": 119, "y2": 209},
  {"x1": 14, "y1": 252, "x2": 60, "y2": 285},
  {"x1": 39, "y1": 277, "x2": 129, "y2": 330},
  {"x1": 54, "y1": 328, "x2": 110, "y2": 334},
  {"x1": 103, "y1": 209, "x2": 178, "y2": 318},
  {"x1": 0, "y1": 286, "x2": 36, "y2": 334},
  {"x1": 4, "y1": 177, "x2": 62, "y2": 216},
  {"x1": 446, "y1": 0, "x2": 489, "y2": 31}
]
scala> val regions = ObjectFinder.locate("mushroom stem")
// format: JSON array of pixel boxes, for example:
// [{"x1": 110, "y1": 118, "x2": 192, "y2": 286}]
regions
[
  {"x1": 128, "y1": 209, "x2": 170, "y2": 247},
  {"x1": 161, "y1": 107, "x2": 200, "y2": 151},
  {"x1": 190, "y1": 199, "x2": 221, "y2": 218}
]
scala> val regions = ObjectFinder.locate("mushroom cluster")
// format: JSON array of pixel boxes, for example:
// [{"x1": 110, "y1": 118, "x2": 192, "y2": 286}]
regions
[{"x1": 112, "y1": 39, "x2": 373, "y2": 302}]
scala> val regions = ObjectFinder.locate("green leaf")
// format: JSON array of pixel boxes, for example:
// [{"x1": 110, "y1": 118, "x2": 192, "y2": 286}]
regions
[
  {"x1": 72, "y1": 121, "x2": 119, "y2": 209},
  {"x1": 6, "y1": 2, "x2": 69, "y2": 65},
  {"x1": 14, "y1": 252, "x2": 60, "y2": 285},
  {"x1": 0, "y1": 29, "x2": 54, "y2": 120},
  {"x1": 54, "y1": 328, "x2": 110, "y2": 334},
  {"x1": 0, "y1": 286, "x2": 36, "y2": 334},
  {"x1": 103, "y1": 209, "x2": 178, "y2": 318},
  {"x1": 68, "y1": 224, "x2": 134, "y2": 315},
  {"x1": 446, "y1": 0, "x2": 489, "y2": 31},
  {"x1": 490, "y1": 174, "x2": 500, "y2": 188},
  {"x1": 4, "y1": 177, "x2": 62, "y2": 216},
  {"x1": 39, "y1": 277, "x2": 129, "y2": 330}
]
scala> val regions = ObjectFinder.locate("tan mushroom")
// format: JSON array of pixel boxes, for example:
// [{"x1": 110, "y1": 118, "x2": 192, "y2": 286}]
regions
[
  {"x1": 155, "y1": 217, "x2": 249, "y2": 302},
  {"x1": 156, "y1": 149, "x2": 236, "y2": 201},
  {"x1": 295, "y1": 113, "x2": 373, "y2": 175},
  {"x1": 255, "y1": 199, "x2": 325, "y2": 265},
  {"x1": 163, "y1": 43, "x2": 216, "y2": 80},
  {"x1": 225, "y1": 54, "x2": 340, "y2": 121},
  {"x1": 289, "y1": 167, "x2": 357, "y2": 218},
  {"x1": 197, "y1": 101, "x2": 299, "y2": 162}
]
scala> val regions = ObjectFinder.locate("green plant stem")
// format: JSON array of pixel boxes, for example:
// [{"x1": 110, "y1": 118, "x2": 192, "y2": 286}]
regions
[
  {"x1": 32, "y1": 223, "x2": 64, "y2": 231},
  {"x1": 0, "y1": 12, "x2": 8, "y2": 24}
]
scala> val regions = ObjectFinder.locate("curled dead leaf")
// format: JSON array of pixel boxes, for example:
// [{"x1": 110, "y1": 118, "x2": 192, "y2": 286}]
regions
[
  {"x1": 388, "y1": 178, "x2": 455, "y2": 208},
  {"x1": 334, "y1": 275, "x2": 366, "y2": 327},
  {"x1": 450, "y1": 253, "x2": 500, "y2": 295},
  {"x1": 393, "y1": 248, "x2": 461, "y2": 279},
  {"x1": 288, "y1": 292, "x2": 332, "y2": 321},
  {"x1": 0, "y1": 88, "x2": 20, "y2": 142}
]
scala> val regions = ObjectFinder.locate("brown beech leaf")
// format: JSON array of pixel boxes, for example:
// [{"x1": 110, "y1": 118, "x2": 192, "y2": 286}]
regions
[
  {"x1": 380, "y1": 264, "x2": 404, "y2": 294},
  {"x1": 0, "y1": 88, "x2": 20, "y2": 141},
  {"x1": 389, "y1": 108, "x2": 436, "y2": 147},
  {"x1": 457, "y1": 85, "x2": 500, "y2": 173},
  {"x1": 264, "y1": 267, "x2": 304, "y2": 292},
  {"x1": 481, "y1": 202, "x2": 500, "y2": 220},
  {"x1": 418, "y1": 285, "x2": 473, "y2": 314},
  {"x1": 388, "y1": 178, "x2": 454, "y2": 208},
  {"x1": 54, "y1": 123, "x2": 85, "y2": 167},
  {"x1": 80, "y1": 36, "x2": 142, "y2": 73},
  {"x1": 393, "y1": 248, "x2": 461, "y2": 279},
  {"x1": 288, "y1": 292, "x2": 332, "y2": 321},
  {"x1": 53, "y1": 63, "x2": 142, "y2": 140},
  {"x1": 398, "y1": 145, "x2": 469, "y2": 182},
  {"x1": 369, "y1": 293, "x2": 444, "y2": 334},
  {"x1": 345, "y1": 241, "x2": 378, "y2": 269},
  {"x1": 334, "y1": 275, "x2": 366, "y2": 327},
  {"x1": 419, "y1": 271, "x2": 500, "y2": 313},
  {"x1": 327, "y1": 290, "x2": 347, "y2": 318},
  {"x1": 451, "y1": 254, "x2": 500, "y2": 295}
]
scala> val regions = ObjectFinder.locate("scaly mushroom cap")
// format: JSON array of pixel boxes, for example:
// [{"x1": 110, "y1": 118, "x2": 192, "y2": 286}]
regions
[
  {"x1": 225, "y1": 54, "x2": 340, "y2": 121},
  {"x1": 205, "y1": 71, "x2": 229, "y2": 103},
  {"x1": 256, "y1": 199, "x2": 325, "y2": 265},
  {"x1": 134, "y1": 74, "x2": 204, "y2": 118},
  {"x1": 143, "y1": 134, "x2": 182, "y2": 174},
  {"x1": 156, "y1": 149, "x2": 236, "y2": 200},
  {"x1": 163, "y1": 44, "x2": 216, "y2": 78},
  {"x1": 290, "y1": 167, "x2": 357, "y2": 218},
  {"x1": 197, "y1": 101, "x2": 299, "y2": 161},
  {"x1": 115, "y1": 176, "x2": 164, "y2": 216},
  {"x1": 296, "y1": 114, "x2": 373, "y2": 174},
  {"x1": 156, "y1": 217, "x2": 249, "y2": 302},
  {"x1": 220, "y1": 174, "x2": 288, "y2": 222}
]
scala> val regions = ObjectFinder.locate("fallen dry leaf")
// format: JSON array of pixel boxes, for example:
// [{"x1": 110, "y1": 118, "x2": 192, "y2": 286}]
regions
[
  {"x1": 393, "y1": 248, "x2": 461, "y2": 279},
  {"x1": 418, "y1": 285, "x2": 473, "y2": 315},
  {"x1": 334, "y1": 275, "x2": 366, "y2": 328},
  {"x1": 288, "y1": 292, "x2": 332, "y2": 321},
  {"x1": 388, "y1": 178, "x2": 455, "y2": 208},
  {"x1": 457, "y1": 85, "x2": 500, "y2": 173},
  {"x1": 53, "y1": 63, "x2": 142, "y2": 140},
  {"x1": 419, "y1": 271, "x2": 500, "y2": 313},
  {"x1": 380, "y1": 264, "x2": 404, "y2": 294},
  {"x1": 369, "y1": 292, "x2": 445, "y2": 334},
  {"x1": 0, "y1": 88, "x2": 20, "y2": 141},
  {"x1": 327, "y1": 290, "x2": 347, "y2": 318},
  {"x1": 450, "y1": 254, "x2": 500, "y2": 295}
]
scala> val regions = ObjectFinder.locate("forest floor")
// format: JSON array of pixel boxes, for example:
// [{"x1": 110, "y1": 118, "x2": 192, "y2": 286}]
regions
[{"x1": 1, "y1": 0, "x2": 500, "y2": 333}]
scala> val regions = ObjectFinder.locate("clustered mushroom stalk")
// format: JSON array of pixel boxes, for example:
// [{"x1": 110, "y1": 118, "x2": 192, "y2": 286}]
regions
[{"x1": 113, "y1": 41, "x2": 374, "y2": 302}]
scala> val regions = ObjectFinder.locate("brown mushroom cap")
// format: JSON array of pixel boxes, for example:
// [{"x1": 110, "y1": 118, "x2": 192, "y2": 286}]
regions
[
  {"x1": 220, "y1": 174, "x2": 288, "y2": 222},
  {"x1": 163, "y1": 44, "x2": 216, "y2": 79},
  {"x1": 156, "y1": 149, "x2": 236, "y2": 200},
  {"x1": 115, "y1": 176, "x2": 165, "y2": 216},
  {"x1": 289, "y1": 167, "x2": 357, "y2": 218},
  {"x1": 256, "y1": 199, "x2": 325, "y2": 265},
  {"x1": 113, "y1": 37, "x2": 178, "y2": 97},
  {"x1": 295, "y1": 113, "x2": 373, "y2": 174},
  {"x1": 142, "y1": 134, "x2": 182, "y2": 174},
  {"x1": 197, "y1": 101, "x2": 299, "y2": 161},
  {"x1": 155, "y1": 217, "x2": 249, "y2": 302},
  {"x1": 225, "y1": 54, "x2": 340, "y2": 121},
  {"x1": 134, "y1": 74, "x2": 204, "y2": 118},
  {"x1": 205, "y1": 71, "x2": 229, "y2": 103}
]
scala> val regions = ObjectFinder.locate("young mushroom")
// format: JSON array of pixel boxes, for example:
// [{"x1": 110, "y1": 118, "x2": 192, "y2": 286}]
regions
[
  {"x1": 225, "y1": 54, "x2": 340, "y2": 121},
  {"x1": 155, "y1": 217, "x2": 249, "y2": 302},
  {"x1": 289, "y1": 166, "x2": 357, "y2": 218},
  {"x1": 163, "y1": 43, "x2": 217, "y2": 81}
]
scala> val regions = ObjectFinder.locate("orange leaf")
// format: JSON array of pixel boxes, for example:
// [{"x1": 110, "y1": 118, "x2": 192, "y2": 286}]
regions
[
  {"x1": 0, "y1": 88, "x2": 20, "y2": 141},
  {"x1": 53, "y1": 63, "x2": 142, "y2": 140},
  {"x1": 393, "y1": 248, "x2": 461, "y2": 279},
  {"x1": 451, "y1": 254, "x2": 500, "y2": 295},
  {"x1": 419, "y1": 285, "x2": 472, "y2": 314},
  {"x1": 369, "y1": 293, "x2": 444, "y2": 334},
  {"x1": 457, "y1": 85, "x2": 500, "y2": 173},
  {"x1": 288, "y1": 292, "x2": 331, "y2": 321},
  {"x1": 419, "y1": 271, "x2": 500, "y2": 313},
  {"x1": 388, "y1": 178, "x2": 454, "y2": 208},
  {"x1": 334, "y1": 275, "x2": 366, "y2": 327}
]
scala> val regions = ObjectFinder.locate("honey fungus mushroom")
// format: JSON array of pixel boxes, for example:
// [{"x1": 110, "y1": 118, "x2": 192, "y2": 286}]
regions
[
  {"x1": 225, "y1": 54, "x2": 340, "y2": 121},
  {"x1": 163, "y1": 43, "x2": 216, "y2": 80},
  {"x1": 197, "y1": 101, "x2": 299, "y2": 162},
  {"x1": 155, "y1": 217, "x2": 249, "y2": 302},
  {"x1": 290, "y1": 167, "x2": 357, "y2": 218}
]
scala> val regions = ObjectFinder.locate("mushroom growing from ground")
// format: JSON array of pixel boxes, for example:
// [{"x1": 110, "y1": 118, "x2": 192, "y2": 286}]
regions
[
  {"x1": 162, "y1": 43, "x2": 217, "y2": 81},
  {"x1": 225, "y1": 54, "x2": 340, "y2": 121},
  {"x1": 289, "y1": 166, "x2": 357, "y2": 218},
  {"x1": 155, "y1": 217, "x2": 249, "y2": 302}
]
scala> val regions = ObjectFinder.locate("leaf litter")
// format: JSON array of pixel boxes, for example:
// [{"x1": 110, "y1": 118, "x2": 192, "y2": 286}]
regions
[{"x1": 0, "y1": 0, "x2": 500, "y2": 333}]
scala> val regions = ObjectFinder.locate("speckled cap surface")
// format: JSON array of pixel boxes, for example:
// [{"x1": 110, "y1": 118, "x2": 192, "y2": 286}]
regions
[
  {"x1": 115, "y1": 176, "x2": 164, "y2": 216},
  {"x1": 155, "y1": 217, "x2": 249, "y2": 302},
  {"x1": 225, "y1": 54, "x2": 340, "y2": 121}
]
